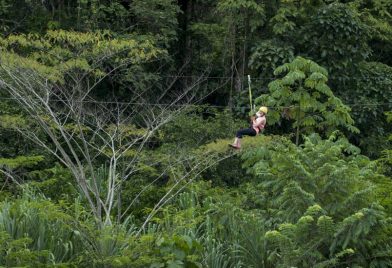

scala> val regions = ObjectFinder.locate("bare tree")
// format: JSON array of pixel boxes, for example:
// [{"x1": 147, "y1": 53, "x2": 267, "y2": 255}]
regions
[{"x1": 0, "y1": 53, "x2": 233, "y2": 229}]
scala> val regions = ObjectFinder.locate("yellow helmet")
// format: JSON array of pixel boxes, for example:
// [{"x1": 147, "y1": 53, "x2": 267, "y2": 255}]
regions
[{"x1": 258, "y1": 106, "x2": 268, "y2": 114}]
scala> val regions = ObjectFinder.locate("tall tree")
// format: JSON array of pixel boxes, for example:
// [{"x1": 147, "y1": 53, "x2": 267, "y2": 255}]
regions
[{"x1": 256, "y1": 57, "x2": 358, "y2": 145}]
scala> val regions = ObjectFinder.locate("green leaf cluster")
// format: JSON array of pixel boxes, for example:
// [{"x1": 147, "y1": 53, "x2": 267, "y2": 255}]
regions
[
  {"x1": 256, "y1": 57, "x2": 359, "y2": 143},
  {"x1": 241, "y1": 134, "x2": 392, "y2": 267}
]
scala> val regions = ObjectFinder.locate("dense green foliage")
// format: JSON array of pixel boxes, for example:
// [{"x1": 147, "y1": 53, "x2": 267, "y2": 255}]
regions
[
  {"x1": 0, "y1": 0, "x2": 391, "y2": 267},
  {"x1": 256, "y1": 57, "x2": 359, "y2": 144}
]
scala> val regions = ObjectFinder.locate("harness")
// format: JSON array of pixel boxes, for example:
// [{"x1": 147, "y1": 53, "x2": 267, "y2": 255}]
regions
[{"x1": 252, "y1": 117, "x2": 266, "y2": 134}]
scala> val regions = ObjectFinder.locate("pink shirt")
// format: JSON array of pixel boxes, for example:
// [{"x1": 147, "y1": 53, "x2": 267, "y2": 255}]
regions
[{"x1": 252, "y1": 116, "x2": 266, "y2": 134}]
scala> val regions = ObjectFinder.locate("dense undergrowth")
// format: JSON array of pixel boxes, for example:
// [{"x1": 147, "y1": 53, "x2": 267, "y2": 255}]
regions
[{"x1": 1, "y1": 133, "x2": 391, "y2": 267}]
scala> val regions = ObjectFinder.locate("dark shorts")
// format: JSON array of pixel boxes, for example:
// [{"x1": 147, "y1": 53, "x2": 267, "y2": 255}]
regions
[{"x1": 236, "y1": 128, "x2": 257, "y2": 138}]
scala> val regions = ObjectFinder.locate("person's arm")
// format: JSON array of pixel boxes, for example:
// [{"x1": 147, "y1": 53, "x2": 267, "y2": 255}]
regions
[{"x1": 253, "y1": 117, "x2": 265, "y2": 129}]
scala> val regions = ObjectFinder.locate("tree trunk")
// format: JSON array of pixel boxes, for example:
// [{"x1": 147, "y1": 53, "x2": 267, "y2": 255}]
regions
[{"x1": 178, "y1": 0, "x2": 193, "y2": 82}]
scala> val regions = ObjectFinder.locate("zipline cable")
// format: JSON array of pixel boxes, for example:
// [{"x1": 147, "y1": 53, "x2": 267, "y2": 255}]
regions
[{"x1": 0, "y1": 97, "x2": 392, "y2": 110}]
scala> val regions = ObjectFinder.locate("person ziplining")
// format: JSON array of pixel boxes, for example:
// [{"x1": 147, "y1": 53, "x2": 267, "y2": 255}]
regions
[
  {"x1": 229, "y1": 106, "x2": 268, "y2": 149},
  {"x1": 228, "y1": 75, "x2": 268, "y2": 149}
]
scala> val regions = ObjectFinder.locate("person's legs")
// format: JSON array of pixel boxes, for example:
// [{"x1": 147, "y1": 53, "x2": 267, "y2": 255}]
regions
[{"x1": 230, "y1": 128, "x2": 256, "y2": 148}]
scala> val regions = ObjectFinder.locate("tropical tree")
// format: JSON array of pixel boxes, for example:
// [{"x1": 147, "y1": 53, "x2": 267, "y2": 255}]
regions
[
  {"x1": 0, "y1": 30, "x2": 219, "y2": 228},
  {"x1": 341, "y1": 62, "x2": 392, "y2": 157},
  {"x1": 301, "y1": 3, "x2": 370, "y2": 75},
  {"x1": 242, "y1": 134, "x2": 392, "y2": 267},
  {"x1": 256, "y1": 56, "x2": 359, "y2": 145},
  {"x1": 350, "y1": 0, "x2": 392, "y2": 66}
]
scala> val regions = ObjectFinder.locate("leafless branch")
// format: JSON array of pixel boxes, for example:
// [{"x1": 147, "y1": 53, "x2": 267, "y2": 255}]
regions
[{"x1": 0, "y1": 51, "x2": 225, "y2": 227}]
